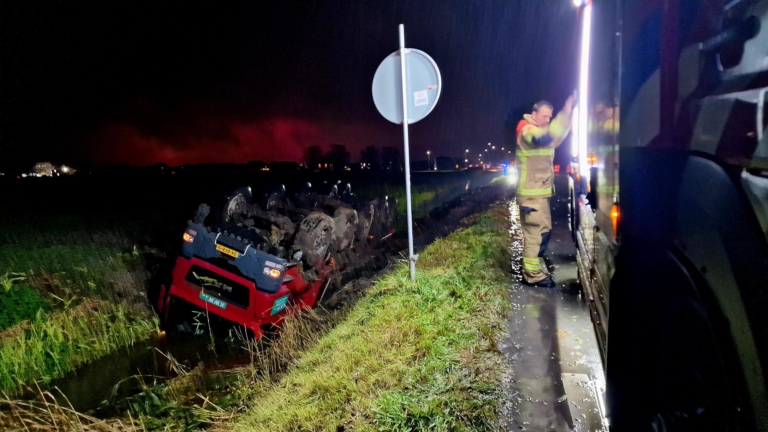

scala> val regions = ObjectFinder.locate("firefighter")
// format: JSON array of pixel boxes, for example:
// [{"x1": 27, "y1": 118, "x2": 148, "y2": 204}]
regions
[{"x1": 516, "y1": 97, "x2": 573, "y2": 287}]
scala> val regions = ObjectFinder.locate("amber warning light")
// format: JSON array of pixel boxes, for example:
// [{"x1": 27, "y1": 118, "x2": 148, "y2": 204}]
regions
[{"x1": 611, "y1": 203, "x2": 621, "y2": 237}]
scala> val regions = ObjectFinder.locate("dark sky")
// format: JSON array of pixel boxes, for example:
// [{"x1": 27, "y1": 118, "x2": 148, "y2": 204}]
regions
[{"x1": 0, "y1": 1, "x2": 577, "y2": 170}]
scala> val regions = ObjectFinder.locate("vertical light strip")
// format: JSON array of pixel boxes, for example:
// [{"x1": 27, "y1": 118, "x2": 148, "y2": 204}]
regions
[
  {"x1": 571, "y1": 105, "x2": 580, "y2": 158},
  {"x1": 578, "y1": 2, "x2": 592, "y2": 176}
]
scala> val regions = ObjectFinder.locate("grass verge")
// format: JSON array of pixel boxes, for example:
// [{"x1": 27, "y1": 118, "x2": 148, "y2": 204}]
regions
[{"x1": 229, "y1": 203, "x2": 511, "y2": 431}]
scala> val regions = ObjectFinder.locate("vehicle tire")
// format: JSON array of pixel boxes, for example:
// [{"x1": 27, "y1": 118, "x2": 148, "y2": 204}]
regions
[{"x1": 607, "y1": 243, "x2": 746, "y2": 432}]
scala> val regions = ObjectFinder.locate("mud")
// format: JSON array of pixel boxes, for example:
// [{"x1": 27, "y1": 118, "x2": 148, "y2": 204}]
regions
[{"x1": 323, "y1": 180, "x2": 510, "y2": 308}]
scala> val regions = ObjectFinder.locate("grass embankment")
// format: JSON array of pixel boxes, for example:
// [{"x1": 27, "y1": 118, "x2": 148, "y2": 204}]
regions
[
  {"x1": 0, "y1": 216, "x2": 161, "y2": 394},
  {"x1": 230, "y1": 203, "x2": 511, "y2": 431}
]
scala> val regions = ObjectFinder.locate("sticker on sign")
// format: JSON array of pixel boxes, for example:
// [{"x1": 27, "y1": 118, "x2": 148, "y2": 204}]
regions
[{"x1": 414, "y1": 90, "x2": 429, "y2": 107}]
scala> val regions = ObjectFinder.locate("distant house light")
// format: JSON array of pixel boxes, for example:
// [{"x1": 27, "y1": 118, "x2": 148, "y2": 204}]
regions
[{"x1": 32, "y1": 162, "x2": 54, "y2": 177}]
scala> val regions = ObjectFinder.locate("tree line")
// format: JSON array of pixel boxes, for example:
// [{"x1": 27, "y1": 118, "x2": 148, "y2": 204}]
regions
[{"x1": 303, "y1": 145, "x2": 402, "y2": 170}]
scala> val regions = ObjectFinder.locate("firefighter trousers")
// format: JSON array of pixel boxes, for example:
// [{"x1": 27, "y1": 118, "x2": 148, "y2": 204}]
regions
[{"x1": 517, "y1": 196, "x2": 552, "y2": 283}]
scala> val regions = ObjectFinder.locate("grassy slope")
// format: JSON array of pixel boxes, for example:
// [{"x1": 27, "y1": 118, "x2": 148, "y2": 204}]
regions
[{"x1": 231, "y1": 203, "x2": 511, "y2": 431}]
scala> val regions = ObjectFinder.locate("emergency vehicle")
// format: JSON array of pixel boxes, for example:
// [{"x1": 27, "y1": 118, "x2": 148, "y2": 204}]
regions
[{"x1": 571, "y1": 0, "x2": 768, "y2": 429}]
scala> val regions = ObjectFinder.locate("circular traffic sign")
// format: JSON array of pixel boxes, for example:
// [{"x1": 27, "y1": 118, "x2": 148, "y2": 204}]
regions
[{"x1": 372, "y1": 49, "x2": 441, "y2": 124}]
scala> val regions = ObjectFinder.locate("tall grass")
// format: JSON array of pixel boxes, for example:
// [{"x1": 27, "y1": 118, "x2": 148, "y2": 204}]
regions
[
  {"x1": 0, "y1": 386, "x2": 144, "y2": 431},
  {"x1": 228, "y1": 204, "x2": 511, "y2": 431},
  {"x1": 0, "y1": 300, "x2": 159, "y2": 394},
  {"x1": 0, "y1": 210, "x2": 157, "y2": 393}
]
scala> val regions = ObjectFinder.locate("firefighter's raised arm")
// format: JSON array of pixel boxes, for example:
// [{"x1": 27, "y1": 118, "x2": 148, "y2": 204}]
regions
[{"x1": 519, "y1": 96, "x2": 573, "y2": 149}]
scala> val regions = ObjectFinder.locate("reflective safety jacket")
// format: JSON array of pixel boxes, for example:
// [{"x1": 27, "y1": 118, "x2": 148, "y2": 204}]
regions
[{"x1": 515, "y1": 112, "x2": 571, "y2": 197}]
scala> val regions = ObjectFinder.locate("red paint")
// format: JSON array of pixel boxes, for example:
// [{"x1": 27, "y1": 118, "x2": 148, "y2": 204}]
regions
[{"x1": 159, "y1": 256, "x2": 326, "y2": 338}]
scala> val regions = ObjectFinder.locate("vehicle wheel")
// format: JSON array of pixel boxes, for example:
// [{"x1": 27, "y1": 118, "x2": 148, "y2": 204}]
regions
[
  {"x1": 647, "y1": 291, "x2": 740, "y2": 431},
  {"x1": 607, "y1": 245, "x2": 745, "y2": 432}
]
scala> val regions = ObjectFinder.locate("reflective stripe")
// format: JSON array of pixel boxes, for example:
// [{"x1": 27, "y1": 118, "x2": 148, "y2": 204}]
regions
[
  {"x1": 518, "y1": 187, "x2": 554, "y2": 197},
  {"x1": 515, "y1": 152, "x2": 554, "y2": 197},
  {"x1": 516, "y1": 128, "x2": 555, "y2": 197},
  {"x1": 516, "y1": 148, "x2": 555, "y2": 157},
  {"x1": 597, "y1": 185, "x2": 620, "y2": 194},
  {"x1": 523, "y1": 257, "x2": 541, "y2": 270}
]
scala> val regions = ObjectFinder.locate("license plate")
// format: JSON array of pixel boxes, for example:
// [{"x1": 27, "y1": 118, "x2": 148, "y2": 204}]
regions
[
  {"x1": 216, "y1": 244, "x2": 240, "y2": 259},
  {"x1": 199, "y1": 292, "x2": 227, "y2": 309},
  {"x1": 271, "y1": 295, "x2": 290, "y2": 316}
]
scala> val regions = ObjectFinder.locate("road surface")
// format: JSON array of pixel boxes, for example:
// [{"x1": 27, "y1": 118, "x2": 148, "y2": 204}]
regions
[{"x1": 500, "y1": 175, "x2": 607, "y2": 431}]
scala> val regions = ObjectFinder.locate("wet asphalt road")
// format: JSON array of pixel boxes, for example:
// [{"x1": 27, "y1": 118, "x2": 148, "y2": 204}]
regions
[{"x1": 500, "y1": 177, "x2": 607, "y2": 431}]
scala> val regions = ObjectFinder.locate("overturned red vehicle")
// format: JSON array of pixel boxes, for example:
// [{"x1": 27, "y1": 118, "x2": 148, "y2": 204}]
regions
[{"x1": 157, "y1": 185, "x2": 395, "y2": 338}]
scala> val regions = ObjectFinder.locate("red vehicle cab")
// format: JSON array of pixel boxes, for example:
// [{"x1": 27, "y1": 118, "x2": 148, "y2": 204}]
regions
[{"x1": 157, "y1": 221, "x2": 328, "y2": 339}]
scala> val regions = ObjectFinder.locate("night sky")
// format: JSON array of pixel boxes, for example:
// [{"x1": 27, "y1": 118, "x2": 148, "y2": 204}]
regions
[{"x1": 1, "y1": 1, "x2": 577, "y2": 171}]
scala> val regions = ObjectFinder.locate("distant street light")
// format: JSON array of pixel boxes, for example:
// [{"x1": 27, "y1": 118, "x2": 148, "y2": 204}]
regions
[
  {"x1": 492, "y1": 146, "x2": 495, "y2": 149},
  {"x1": 464, "y1": 149, "x2": 469, "y2": 169},
  {"x1": 427, "y1": 150, "x2": 431, "y2": 170}
]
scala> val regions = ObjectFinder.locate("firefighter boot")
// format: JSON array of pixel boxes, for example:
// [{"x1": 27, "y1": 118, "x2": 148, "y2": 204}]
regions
[{"x1": 522, "y1": 274, "x2": 556, "y2": 288}]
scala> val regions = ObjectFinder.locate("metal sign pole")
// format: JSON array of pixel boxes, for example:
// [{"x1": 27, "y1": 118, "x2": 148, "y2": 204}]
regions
[
  {"x1": 372, "y1": 25, "x2": 440, "y2": 282},
  {"x1": 399, "y1": 24, "x2": 417, "y2": 281}
]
